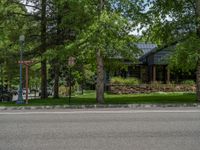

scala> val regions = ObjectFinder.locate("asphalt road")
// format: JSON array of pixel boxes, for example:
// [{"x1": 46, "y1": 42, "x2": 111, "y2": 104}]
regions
[{"x1": 0, "y1": 109, "x2": 200, "y2": 150}]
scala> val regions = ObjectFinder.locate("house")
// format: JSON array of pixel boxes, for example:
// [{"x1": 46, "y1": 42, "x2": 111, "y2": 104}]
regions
[
  {"x1": 110, "y1": 42, "x2": 195, "y2": 83},
  {"x1": 138, "y1": 43, "x2": 173, "y2": 83}
]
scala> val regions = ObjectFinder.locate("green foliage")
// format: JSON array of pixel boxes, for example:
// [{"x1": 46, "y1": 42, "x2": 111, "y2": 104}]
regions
[
  {"x1": 181, "y1": 80, "x2": 196, "y2": 85},
  {"x1": 133, "y1": 0, "x2": 200, "y2": 74},
  {"x1": 64, "y1": 9, "x2": 141, "y2": 63},
  {"x1": 169, "y1": 35, "x2": 200, "y2": 72},
  {"x1": 110, "y1": 76, "x2": 141, "y2": 85},
  {"x1": 0, "y1": 0, "x2": 39, "y2": 88},
  {"x1": 82, "y1": 64, "x2": 96, "y2": 85},
  {"x1": 135, "y1": 0, "x2": 196, "y2": 45}
]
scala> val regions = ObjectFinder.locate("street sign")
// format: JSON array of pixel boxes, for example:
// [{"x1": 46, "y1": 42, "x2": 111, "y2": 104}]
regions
[{"x1": 18, "y1": 60, "x2": 34, "y2": 64}]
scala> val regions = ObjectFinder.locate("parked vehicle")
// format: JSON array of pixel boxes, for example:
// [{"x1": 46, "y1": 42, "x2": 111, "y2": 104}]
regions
[
  {"x1": 47, "y1": 87, "x2": 53, "y2": 96},
  {"x1": 22, "y1": 88, "x2": 30, "y2": 95},
  {"x1": 10, "y1": 88, "x2": 18, "y2": 95},
  {"x1": 0, "y1": 86, "x2": 13, "y2": 102},
  {"x1": 30, "y1": 89, "x2": 39, "y2": 93}
]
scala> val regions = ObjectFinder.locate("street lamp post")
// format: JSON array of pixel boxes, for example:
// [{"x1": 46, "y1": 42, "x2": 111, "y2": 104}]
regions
[
  {"x1": 16, "y1": 35, "x2": 25, "y2": 104},
  {"x1": 68, "y1": 56, "x2": 75, "y2": 104}
]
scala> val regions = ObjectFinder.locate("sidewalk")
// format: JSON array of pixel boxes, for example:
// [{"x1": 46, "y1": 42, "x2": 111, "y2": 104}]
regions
[{"x1": 0, "y1": 103, "x2": 200, "y2": 111}]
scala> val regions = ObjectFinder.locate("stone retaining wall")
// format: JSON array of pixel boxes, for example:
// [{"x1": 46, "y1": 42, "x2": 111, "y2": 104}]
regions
[{"x1": 108, "y1": 84, "x2": 196, "y2": 94}]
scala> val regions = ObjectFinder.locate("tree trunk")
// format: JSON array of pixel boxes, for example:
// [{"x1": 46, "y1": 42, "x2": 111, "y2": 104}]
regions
[
  {"x1": 53, "y1": 60, "x2": 59, "y2": 99},
  {"x1": 52, "y1": 2, "x2": 63, "y2": 99},
  {"x1": 196, "y1": 0, "x2": 200, "y2": 102},
  {"x1": 81, "y1": 64, "x2": 84, "y2": 95},
  {"x1": 96, "y1": 49, "x2": 104, "y2": 103},
  {"x1": 40, "y1": 0, "x2": 47, "y2": 99},
  {"x1": 95, "y1": 0, "x2": 105, "y2": 103},
  {"x1": 41, "y1": 59, "x2": 47, "y2": 99},
  {"x1": 196, "y1": 60, "x2": 200, "y2": 101}
]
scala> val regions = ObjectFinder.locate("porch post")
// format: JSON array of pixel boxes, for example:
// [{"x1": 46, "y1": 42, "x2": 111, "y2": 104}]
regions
[
  {"x1": 140, "y1": 65, "x2": 143, "y2": 80},
  {"x1": 166, "y1": 66, "x2": 170, "y2": 83},
  {"x1": 152, "y1": 65, "x2": 156, "y2": 82}
]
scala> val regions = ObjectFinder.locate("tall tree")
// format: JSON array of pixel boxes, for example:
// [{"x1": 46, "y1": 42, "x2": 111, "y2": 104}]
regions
[
  {"x1": 195, "y1": 0, "x2": 200, "y2": 101},
  {"x1": 0, "y1": 0, "x2": 33, "y2": 88},
  {"x1": 96, "y1": 0, "x2": 105, "y2": 103},
  {"x1": 135, "y1": 0, "x2": 200, "y2": 102},
  {"x1": 40, "y1": 0, "x2": 48, "y2": 99},
  {"x1": 1, "y1": 0, "x2": 140, "y2": 102},
  {"x1": 65, "y1": 0, "x2": 140, "y2": 103}
]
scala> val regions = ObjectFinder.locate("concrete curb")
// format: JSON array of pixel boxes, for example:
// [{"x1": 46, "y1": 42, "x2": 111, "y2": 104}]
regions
[{"x1": 0, "y1": 103, "x2": 200, "y2": 110}]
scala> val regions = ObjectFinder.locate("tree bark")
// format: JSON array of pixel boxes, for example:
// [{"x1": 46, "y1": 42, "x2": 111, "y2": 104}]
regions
[
  {"x1": 196, "y1": 0, "x2": 200, "y2": 102},
  {"x1": 52, "y1": 2, "x2": 64, "y2": 99},
  {"x1": 53, "y1": 60, "x2": 59, "y2": 98},
  {"x1": 41, "y1": 59, "x2": 47, "y2": 98},
  {"x1": 196, "y1": 0, "x2": 200, "y2": 36},
  {"x1": 40, "y1": 0, "x2": 47, "y2": 99},
  {"x1": 96, "y1": 49, "x2": 104, "y2": 103},
  {"x1": 81, "y1": 64, "x2": 84, "y2": 95},
  {"x1": 196, "y1": 60, "x2": 200, "y2": 101},
  {"x1": 95, "y1": 0, "x2": 105, "y2": 103}
]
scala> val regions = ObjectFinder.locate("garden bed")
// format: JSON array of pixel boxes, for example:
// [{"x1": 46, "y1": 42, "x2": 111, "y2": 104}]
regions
[{"x1": 108, "y1": 84, "x2": 196, "y2": 94}]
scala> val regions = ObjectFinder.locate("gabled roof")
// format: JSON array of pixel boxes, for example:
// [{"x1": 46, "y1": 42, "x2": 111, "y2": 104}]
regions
[
  {"x1": 138, "y1": 41, "x2": 178, "y2": 65},
  {"x1": 108, "y1": 43, "x2": 157, "y2": 62},
  {"x1": 139, "y1": 42, "x2": 177, "y2": 62},
  {"x1": 136, "y1": 43, "x2": 157, "y2": 55}
]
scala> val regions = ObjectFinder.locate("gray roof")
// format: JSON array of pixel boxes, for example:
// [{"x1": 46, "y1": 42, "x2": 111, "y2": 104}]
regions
[
  {"x1": 138, "y1": 43, "x2": 176, "y2": 65},
  {"x1": 108, "y1": 43, "x2": 157, "y2": 62},
  {"x1": 136, "y1": 43, "x2": 157, "y2": 55}
]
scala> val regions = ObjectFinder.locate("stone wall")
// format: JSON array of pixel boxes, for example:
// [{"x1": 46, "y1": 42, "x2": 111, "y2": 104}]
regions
[{"x1": 108, "y1": 84, "x2": 196, "y2": 94}]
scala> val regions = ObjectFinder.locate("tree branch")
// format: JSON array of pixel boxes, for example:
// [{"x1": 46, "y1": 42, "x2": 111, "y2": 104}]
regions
[
  {"x1": 23, "y1": 4, "x2": 41, "y2": 10},
  {"x1": 188, "y1": 0, "x2": 196, "y2": 11},
  {"x1": 10, "y1": 1, "x2": 41, "y2": 10},
  {"x1": 10, "y1": 12, "x2": 41, "y2": 20}
]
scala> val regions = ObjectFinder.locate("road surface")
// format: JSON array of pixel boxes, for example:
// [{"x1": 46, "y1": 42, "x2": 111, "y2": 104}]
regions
[{"x1": 0, "y1": 109, "x2": 200, "y2": 150}]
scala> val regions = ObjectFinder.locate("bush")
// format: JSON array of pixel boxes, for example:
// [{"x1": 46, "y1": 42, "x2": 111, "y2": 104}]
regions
[
  {"x1": 181, "y1": 80, "x2": 195, "y2": 85},
  {"x1": 110, "y1": 77, "x2": 140, "y2": 85},
  {"x1": 59, "y1": 85, "x2": 69, "y2": 96}
]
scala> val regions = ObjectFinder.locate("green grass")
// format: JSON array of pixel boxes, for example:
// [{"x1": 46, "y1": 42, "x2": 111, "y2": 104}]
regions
[{"x1": 0, "y1": 91, "x2": 198, "y2": 106}]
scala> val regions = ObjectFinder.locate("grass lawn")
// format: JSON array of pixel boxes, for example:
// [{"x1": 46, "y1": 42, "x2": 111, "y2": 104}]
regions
[{"x1": 0, "y1": 91, "x2": 198, "y2": 106}]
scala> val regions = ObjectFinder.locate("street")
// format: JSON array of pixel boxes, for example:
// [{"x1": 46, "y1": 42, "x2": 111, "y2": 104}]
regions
[{"x1": 0, "y1": 109, "x2": 200, "y2": 150}]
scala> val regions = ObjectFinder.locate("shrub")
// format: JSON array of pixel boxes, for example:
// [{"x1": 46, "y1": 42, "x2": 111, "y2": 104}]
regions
[
  {"x1": 59, "y1": 85, "x2": 69, "y2": 96},
  {"x1": 110, "y1": 77, "x2": 140, "y2": 85},
  {"x1": 181, "y1": 80, "x2": 195, "y2": 85}
]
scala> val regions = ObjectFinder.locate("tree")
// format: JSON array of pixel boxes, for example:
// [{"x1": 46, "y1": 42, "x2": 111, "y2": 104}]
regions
[
  {"x1": 4, "y1": 0, "x2": 88, "y2": 99},
  {"x1": 0, "y1": 0, "x2": 33, "y2": 88},
  {"x1": 96, "y1": 0, "x2": 105, "y2": 103},
  {"x1": 135, "y1": 0, "x2": 200, "y2": 101},
  {"x1": 65, "y1": 0, "x2": 140, "y2": 103},
  {"x1": 1, "y1": 0, "x2": 140, "y2": 103},
  {"x1": 195, "y1": 0, "x2": 200, "y2": 101},
  {"x1": 44, "y1": 0, "x2": 95, "y2": 98},
  {"x1": 40, "y1": 0, "x2": 48, "y2": 99}
]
